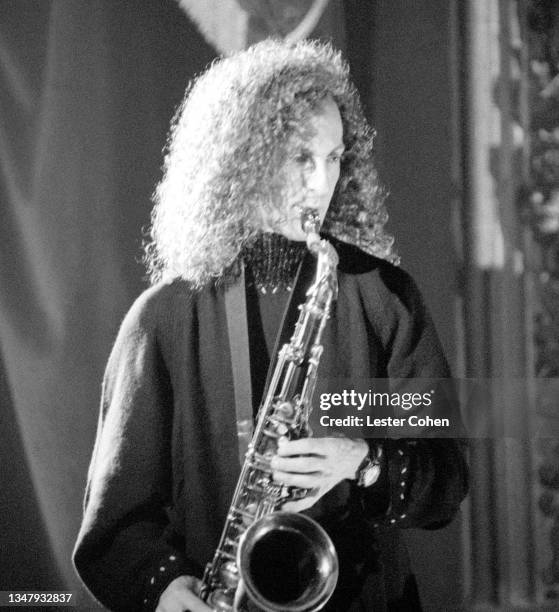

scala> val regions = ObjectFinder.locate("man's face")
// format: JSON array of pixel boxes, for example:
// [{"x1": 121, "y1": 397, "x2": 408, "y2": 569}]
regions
[{"x1": 264, "y1": 96, "x2": 344, "y2": 242}]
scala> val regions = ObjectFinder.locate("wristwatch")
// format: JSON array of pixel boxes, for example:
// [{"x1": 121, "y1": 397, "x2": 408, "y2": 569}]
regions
[{"x1": 356, "y1": 444, "x2": 382, "y2": 488}]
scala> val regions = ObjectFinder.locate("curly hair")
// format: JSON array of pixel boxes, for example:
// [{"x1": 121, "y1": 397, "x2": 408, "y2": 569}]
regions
[{"x1": 144, "y1": 38, "x2": 398, "y2": 287}]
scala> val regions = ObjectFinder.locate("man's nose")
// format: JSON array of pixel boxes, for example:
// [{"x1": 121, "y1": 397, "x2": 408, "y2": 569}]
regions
[{"x1": 304, "y1": 160, "x2": 329, "y2": 196}]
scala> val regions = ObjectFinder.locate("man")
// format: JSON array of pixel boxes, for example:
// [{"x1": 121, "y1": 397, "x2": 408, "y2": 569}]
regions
[{"x1": 74, "y1": 39, "x2": 468, "y2": 611}]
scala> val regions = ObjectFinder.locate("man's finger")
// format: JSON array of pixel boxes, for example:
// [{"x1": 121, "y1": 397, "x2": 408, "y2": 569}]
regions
[
  {"x1": 272, "y1": 470, "x2": 318, "y2": 488},
  {"x1": 271, "y1": 455, "x2": 323, "y2": 472},
  {"x1": 277, "y1": 437, "x2": 328, "y2": 456},
  {"x1": 282, "y1": 496, "x2": 319, "y2": 512},
  {"x1": 155, "y1": 575, "x2": 212, "y2": 612}
]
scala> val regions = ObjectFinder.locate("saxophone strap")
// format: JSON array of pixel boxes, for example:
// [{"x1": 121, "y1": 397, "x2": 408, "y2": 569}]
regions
[
  {"x1": 224, "y1": 255, "x2": 311, "y2": 467},
  {"x1": 224, "y1": 266, "x2": 254, "y2": 466}
]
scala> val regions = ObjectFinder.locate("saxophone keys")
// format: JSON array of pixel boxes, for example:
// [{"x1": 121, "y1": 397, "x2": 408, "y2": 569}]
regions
[
  {"x1": 286, "y1": 485, "x2": 318, "y2": 501},
  {"x1": 208, "y1": 587, "x2": 235, "y2": 611},
  {"x1": 275, "y1": 400, "x2": 294, "y2": 418},
  {"x1": 218, "y1": 560, "x2": 240, "y2": 589},
  {"x1": 263, "y1": 417, "x2": 289, "y2": 437},
  {"x1": 275, "y1": 422, "x2": 289, "y2": 436},
  {"x1": 241, "y1": 502, "x2": 258, "y2": 526},
  {"x1": 284, "y1": 345, "x2": 304, "y2": 364},
  {"x1": 250, "y1": 451, "x2": 274, "y2": 472},
  {"x1": 262, "y1": 448, "x2": 275, "y2": 461},
  {"x1": 262, "y1": 427, "x2": 282, "y2": 439},
  {"x1": 309, "y1": 344, "x2": 324, "y2": 363}
]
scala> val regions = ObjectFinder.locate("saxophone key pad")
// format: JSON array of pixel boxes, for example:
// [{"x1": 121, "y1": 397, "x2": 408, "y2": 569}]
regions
[
  {"x1": 274, "y1": 400, "x2": 295, "y2": 418},
  {"x1": 218, "y1": 560, "x2": 240, "y2": 589}
]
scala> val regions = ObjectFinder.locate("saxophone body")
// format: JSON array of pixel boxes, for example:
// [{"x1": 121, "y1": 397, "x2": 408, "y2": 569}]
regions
[{"x1": 200, "y1": 210, "x2": 340, "y2": 612}]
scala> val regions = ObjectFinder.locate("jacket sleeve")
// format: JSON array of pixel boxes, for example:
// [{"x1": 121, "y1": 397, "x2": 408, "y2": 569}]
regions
[
  {"x1": 72, "y1": 289, "x2": 199, "y2": 611},
  {"x1": 357, "y1": 263, "x2": 469, "y2": 530}
]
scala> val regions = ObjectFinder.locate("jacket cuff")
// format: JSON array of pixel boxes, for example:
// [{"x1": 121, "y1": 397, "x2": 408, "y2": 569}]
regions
[
  {"x1": 370, "y1": 439, "x2": 414, "y2": 529},
  {"x1": 141, "y1": 551, "x2": 201, "y2": 611}
]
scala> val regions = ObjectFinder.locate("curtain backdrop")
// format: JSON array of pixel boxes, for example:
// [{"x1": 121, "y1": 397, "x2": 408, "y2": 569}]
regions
[
  {"x1": 0, "y1": 1, "x2": 215, "y2": 605},
  {"x1": 0, "y1": 2, "x2": 463, "y2": 609}
]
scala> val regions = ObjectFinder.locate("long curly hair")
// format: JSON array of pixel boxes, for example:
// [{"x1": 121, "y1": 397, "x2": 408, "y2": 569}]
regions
[{"x1": 144, "y1": 38, "x2": 397, "y2": 287}]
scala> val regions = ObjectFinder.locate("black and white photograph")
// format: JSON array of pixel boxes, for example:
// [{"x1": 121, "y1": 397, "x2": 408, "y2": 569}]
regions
[{"x1": 0, "y1": 1, "x2": 557, "y2": 611}]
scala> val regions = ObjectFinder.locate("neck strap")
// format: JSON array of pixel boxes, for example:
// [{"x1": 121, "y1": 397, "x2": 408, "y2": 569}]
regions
[
  {"x1": 224, "y1": 256, "x2": 309, "y2": 466},
  {"x1": 224, "y1": 266, "x2": 253, "y2": 466}
]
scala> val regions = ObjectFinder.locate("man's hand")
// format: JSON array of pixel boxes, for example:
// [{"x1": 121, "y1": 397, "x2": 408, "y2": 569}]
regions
[
  {"x1": 155, "y1": 575, "x2": 212, "y2": 612},
  {"x1": 271, "y1": 436, "x2": 369, "y2": 512}
]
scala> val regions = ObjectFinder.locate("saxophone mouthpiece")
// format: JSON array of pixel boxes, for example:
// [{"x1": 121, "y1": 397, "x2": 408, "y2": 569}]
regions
[{"x1": 301, "y1": 208, "x2": 321, "y2": 251}]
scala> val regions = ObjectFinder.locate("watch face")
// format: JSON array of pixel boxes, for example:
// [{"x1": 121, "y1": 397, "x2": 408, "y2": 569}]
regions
[{"x1": 360, "y1": 463, "x2": 381, "y2": 487}]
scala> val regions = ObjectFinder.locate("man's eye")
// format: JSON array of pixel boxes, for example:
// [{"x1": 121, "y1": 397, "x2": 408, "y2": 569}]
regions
[
  {"x1": 293, "y1": 153, "x2": 311, "y2": 164},
  {"x1": 328, "y1": 153, "x2": 342, "y2": 163}
]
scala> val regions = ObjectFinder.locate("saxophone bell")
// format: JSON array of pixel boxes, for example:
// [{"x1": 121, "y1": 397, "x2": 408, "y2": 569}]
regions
[{"x1": 237, "y1": 512, "x2": 339, "y2": 612}]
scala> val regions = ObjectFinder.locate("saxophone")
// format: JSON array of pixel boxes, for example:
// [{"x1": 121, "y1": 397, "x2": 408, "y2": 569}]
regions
[{"x1": 200, "y1": 209, "x2": 340, "y2": 612}]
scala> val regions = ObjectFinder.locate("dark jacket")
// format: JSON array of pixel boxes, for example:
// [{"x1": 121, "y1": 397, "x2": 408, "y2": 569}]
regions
[{"x1": 73, "y1": 240, "x2": 468, "y2": 611}]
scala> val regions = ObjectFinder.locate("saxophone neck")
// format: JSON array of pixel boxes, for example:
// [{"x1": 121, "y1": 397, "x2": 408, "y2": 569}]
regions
[
  {"x1": 300, "y1": 208, "x2": 339, "y2": 263},
  {"x1": 301, "y1": 208, "x2": 321, "y2": 247},
  {"x1": 299, "y1": 209, "x2": 339, "y2": 302}
]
